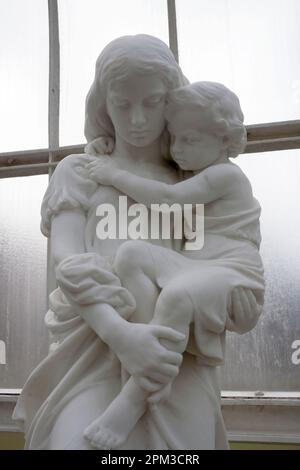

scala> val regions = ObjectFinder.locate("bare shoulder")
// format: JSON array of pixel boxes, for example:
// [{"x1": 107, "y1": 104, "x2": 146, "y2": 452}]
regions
[
  {"x1": 202, "y1": 162, "x2": 254, "y2": 200},
  {"x1": 203, "y1": 162, "x2": 246, "y2": 186}
]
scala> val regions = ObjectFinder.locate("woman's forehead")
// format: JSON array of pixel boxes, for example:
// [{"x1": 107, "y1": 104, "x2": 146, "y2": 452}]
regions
[{"x1": 108, "y1": 74, "x2": 166, "y2": 97}]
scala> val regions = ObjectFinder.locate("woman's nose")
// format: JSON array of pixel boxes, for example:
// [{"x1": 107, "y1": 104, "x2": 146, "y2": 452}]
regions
[{"x1": 130, "y1": 106, "x2": 147, "y2": 127}]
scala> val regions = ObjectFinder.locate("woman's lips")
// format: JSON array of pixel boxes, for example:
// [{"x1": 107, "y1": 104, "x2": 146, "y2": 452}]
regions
[{"x1": 131, "y1": 130, "x2": 149, "y2": 136}]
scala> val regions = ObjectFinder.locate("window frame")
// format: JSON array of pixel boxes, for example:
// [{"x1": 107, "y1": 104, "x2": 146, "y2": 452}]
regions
[{"x1": 0, "y1": 0, "x2": 299, "y2": 443}]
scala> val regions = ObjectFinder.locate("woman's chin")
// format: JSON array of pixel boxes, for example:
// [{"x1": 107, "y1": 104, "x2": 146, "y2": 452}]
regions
[{"x1": 126, "y1": 137, "x2": 154, "y2": 148}]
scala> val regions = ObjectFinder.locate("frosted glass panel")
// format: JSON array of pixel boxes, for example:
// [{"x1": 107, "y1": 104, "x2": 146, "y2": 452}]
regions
[
  {"x1": 0, "y1": 176, "x2": 48, "y2": 388},
  {"x1": 0, "y1": 0, "x2": 49, "y2": 152},
  {"x1": 221, "y1": 149, "x2": 300, "y2": 391},
  {"x1": 58, "y1": 0, "x2": 169, "y2": 146},
  {"x1": 176, "y1": 0, "x2": 300, "y2": 124}
]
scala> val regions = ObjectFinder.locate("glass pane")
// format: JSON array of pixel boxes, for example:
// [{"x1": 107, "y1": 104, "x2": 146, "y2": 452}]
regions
[
  {"x1": 0, "y1": 0, "x2": 49, "y2": 152},
  {"x1": 221, "y1": 149, "x2": 300, "y2": 391},
  {"x1": 0, "y1": 176, "x2": 48, "y2": 389},
  {"x1": 176, "y1": 0, "x2": 300, "y2": 124},
  {"x1": 58, "y1": 0, "x2": 169, "y2": 146}
]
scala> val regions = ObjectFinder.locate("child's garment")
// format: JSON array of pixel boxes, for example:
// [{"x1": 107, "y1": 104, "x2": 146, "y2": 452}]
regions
[{"x1": 145, "y1": 196, "x2": 265, "y2": 364}]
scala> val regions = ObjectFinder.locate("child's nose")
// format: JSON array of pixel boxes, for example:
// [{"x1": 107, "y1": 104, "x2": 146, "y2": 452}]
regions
[{"x1": 172, "y1": 141, "x2": 183, "y2": 154}]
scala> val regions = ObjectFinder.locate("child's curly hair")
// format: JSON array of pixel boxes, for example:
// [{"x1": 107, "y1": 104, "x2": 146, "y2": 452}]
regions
[{"x1": 165, "y1": 81, "x2": 247, "y2": 158}]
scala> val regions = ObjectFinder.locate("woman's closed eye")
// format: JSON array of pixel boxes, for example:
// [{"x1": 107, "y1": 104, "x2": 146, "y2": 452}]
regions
[
  {"x1": 113, "y1": 99, "x2": 130, "y2": 109},
  {"x1": 144, "y1": 95, "x2": 164, "y2": 107}
]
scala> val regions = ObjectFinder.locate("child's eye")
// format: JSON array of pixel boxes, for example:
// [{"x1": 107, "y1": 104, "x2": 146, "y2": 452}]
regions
[
  {"x1": 182, "y1": 136, "x2": 196, "y2": 144},
  {"x1": 187, "y1": 137, "x2": 200, "y2": 144}
]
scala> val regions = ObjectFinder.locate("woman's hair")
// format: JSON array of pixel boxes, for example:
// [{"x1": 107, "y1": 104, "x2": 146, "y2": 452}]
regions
[
  {"x1": 84, "y1": 34, "x2": 188, "y2": 158},
  {"x1": 165, "y1": 81, "x2": 247, "y2": 158}
]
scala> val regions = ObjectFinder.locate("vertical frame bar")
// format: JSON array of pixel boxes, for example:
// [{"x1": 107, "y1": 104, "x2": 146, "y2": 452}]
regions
[
  {"x1": 47, "y1": 0, "x2": 60, "y2": 299},
  {"x1": 48, "y1": 0, "x2": 60, "y2": 161},
  {"x1": 167, "y1": 0, "x2": 179, "y2": 63}
]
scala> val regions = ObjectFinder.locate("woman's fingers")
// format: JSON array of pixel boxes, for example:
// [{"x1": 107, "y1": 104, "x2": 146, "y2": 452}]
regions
[
  {"x1": 246, "y1": 288, "x2": 263, "y2": 315},
  {"x1": 161, "y1": 350, "x2": 183, "y2": 366},
  {"x1": 152, "y1": 325, "x2": 185, "y2": 343},
  {"x1": 134, "y1": 377, "x2": 162, "y2": 393},
  {"x1": 148, "y1": 383, "x2": 172, "y2": 405},
  {"x1": 148, "y1": 364, "x2": 179, "y2": 383}
]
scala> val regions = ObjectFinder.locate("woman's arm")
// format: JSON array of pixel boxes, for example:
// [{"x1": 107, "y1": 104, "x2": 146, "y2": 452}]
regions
[
  {"x1": 51, "y1": 210, "x2": 130, "y2": 347},
  {"x1": 51, "y1": 210, "x2": 183, "y2": 389},
  {"x1": 51, "y1": 210, "x2": 86, "y2": 267}
]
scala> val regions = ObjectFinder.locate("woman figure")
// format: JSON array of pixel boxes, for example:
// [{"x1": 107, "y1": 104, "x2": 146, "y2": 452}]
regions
[
  {"x1": 13, "y1": 35, "x2": 262, "y2": 450},
  {"x1": 83, "y1": 81, "x2": 264, "y2": 449}
]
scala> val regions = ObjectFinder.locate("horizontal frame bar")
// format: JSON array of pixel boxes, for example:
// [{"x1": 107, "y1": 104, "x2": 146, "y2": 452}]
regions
[
  {"x1": 1, "y1": 389, "x2": 299, "y2": 403},
  {"x1": 1, "y1": 390, "x2": 299, "y2": 443},
  {"x1": 0, "y1": 119, "x2": 299, "y2": 178},
  {"x1": 246, "y1": 120, "x2": 300, "y2": 140},
  {"x1": 0, "y1": 145, "x2": 84, "y2": 178}
]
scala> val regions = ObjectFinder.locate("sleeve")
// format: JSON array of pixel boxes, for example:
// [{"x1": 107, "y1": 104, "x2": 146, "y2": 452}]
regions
[
  {"x1": 40, "y1": 154, "x2": 99, "y2": 237},
  {"x1": 55, "y1": 252, "x2": 136, "y2": 320}
]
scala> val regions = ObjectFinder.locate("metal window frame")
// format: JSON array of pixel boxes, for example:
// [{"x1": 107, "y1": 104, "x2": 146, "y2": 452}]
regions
[
  {"x1": 0, "y1": 389, "x2": 299, "y2": 442},
  {"x1": 0, "y1": 0, "x2": 299, "y2": 179},
  {"x1": 0, "y1": 0, "x2": 299, "y2": 442}
]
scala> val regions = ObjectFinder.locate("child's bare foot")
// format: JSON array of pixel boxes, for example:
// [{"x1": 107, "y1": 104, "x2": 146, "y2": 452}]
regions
[
  {"x1": 84, "y1": 379, "x2": 148, "y2": 449},
  {"x1": 84, "y1": 421, "x2": 123, "y2": 450}
]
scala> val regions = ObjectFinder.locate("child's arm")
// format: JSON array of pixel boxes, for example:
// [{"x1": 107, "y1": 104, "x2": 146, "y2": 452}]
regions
[
  {"x1": 110, "y1": 163, "x2": 239, "y2": 206},
  {"x1": 87, "y1": 158, "x2": 239, "y2": 206}
]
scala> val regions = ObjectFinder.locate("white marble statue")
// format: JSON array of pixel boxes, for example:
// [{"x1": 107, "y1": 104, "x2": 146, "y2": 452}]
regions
[
  {"x1": 13, "y1": 35, "x2": 264, "y2": 450},
  {"x1": 82, "y1": 81, "x2": 265, "y2": 449}
]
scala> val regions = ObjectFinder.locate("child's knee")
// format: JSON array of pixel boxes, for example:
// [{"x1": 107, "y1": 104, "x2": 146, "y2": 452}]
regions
[{"x1": 154, "y1": 285, "x2": 194, "y2": 326}]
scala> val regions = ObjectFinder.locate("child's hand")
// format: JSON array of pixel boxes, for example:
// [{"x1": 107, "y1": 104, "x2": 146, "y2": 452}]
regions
[{"x1": 86, "y1": 157, "x2": 117, "y2": 185}]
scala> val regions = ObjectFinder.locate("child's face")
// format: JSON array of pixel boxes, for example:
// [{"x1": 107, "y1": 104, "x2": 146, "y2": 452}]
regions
[{"x1": 168, "y1": 110, "x2": 225, "y2": 171}]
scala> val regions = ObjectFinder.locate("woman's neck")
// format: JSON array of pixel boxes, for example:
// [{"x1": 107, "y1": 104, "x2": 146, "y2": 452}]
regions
[{"x1": 112, "y1": 134, "x2": 165, "y2": 167}]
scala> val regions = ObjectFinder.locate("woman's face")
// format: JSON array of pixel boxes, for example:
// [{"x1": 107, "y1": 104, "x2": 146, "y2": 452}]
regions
[{"x1": 106, "y1": 74, "x2": 167, "y2": 147}]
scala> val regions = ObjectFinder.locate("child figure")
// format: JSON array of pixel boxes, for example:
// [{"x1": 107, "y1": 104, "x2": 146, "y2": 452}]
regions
[{"x1": 84, "y1": 82, "x2": 265, "y2": 449}]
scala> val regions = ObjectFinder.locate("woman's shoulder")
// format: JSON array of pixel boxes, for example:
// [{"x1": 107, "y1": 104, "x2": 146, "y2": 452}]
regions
[
  {"x1": 55, "y1": 153, "x2": 91, "y2": 176},
  {"x1": 40, "y1": 153, "x2": 99, "y2": 237}
]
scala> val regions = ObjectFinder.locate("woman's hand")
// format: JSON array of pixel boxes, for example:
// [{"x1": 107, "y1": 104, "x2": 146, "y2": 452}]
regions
[
  {"x1": 113, "y1": 322, "x2": 184, "y2": 391},
  {"x1": 227, "y1": 286, "x2": 264, "y2": 334},
  {"x1": 86, "y1": 157, "x2": 119, "y2": 185}
]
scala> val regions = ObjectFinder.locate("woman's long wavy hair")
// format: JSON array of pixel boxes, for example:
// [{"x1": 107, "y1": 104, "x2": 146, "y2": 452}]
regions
[{"x1": 84, "y1": 34, "x2": 188, "y2": 160}]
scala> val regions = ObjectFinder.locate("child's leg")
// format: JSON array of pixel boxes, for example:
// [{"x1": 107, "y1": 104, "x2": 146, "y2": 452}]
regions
[
  {"x1": 84, "y1": 274, "x2": 195, "y2": 449},
  {"x1": 114, "y1": 240, "x2": 194, "y2": 391},
  {"x1": 146, "y1": 280, "x2": 194, "y2": 403},
  {"x1": 113, "y1": 240, "x2": 161, "y2": 324}
]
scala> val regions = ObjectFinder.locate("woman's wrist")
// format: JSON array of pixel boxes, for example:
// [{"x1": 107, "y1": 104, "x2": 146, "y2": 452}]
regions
[{"x1": 101, "y1": 311, "x2": 131, "y2": 352}]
